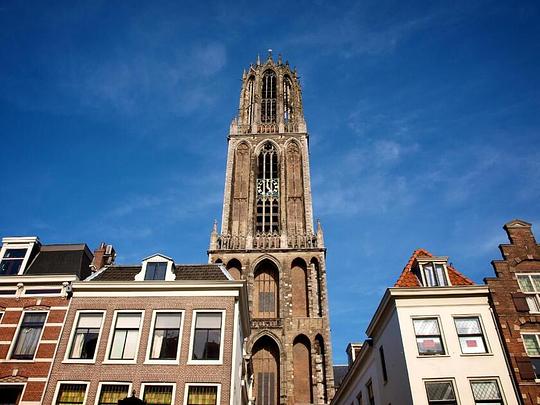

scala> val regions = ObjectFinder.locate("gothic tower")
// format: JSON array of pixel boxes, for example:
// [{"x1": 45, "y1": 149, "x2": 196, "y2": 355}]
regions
[{"x1": 208, "y1": 52, "x2": 334, "y2": 405}]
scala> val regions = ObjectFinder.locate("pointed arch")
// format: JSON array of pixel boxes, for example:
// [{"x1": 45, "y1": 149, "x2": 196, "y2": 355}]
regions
[
  {"x1": 311, "y1": 257, "x2": 323, "y2": 317},
  {"x1": 256, "y1": 142, "x2": 280, "y2": 234},
  {"x1": 291, "y1": 258, "x2": 309, "y2": 317},
  {"x1": 261, "y1": 70, "x2": 277, "y2": 123},
  {"x1": 315, "y1": 334, "x2": 328, "y2": 403},
  {"x1": 286, "y1": 141, "x2": 306, "y2": 238},
  {"x1": 252, "y1": 335, "x2": 280, "y2": 405},
  {"x1": 283, "y1": 75, "x2": 294, "y2": 123},
  {"x1": 226, "y1": 258, "x2": 242, "y2": 280},
  {"x1": 293, "y1": 334, "x2": 313, "y2": 404},
  {"x1": 230, "y1": 141, "x2": 251, "y2": 237},
  {"x1": 245, "y1": 75, "x2": 255, "y2": 128},
  {"x1": 214, "y1": 258, "x2": 222, "y2": 264},
  {"x1": 253, "y1": 259, "x2": 279, "y2": 318}
]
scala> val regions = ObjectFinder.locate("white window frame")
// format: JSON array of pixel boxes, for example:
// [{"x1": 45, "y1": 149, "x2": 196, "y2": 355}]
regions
[
  {"x1": 468, "y1": 377, "x2": 506, "y2": 405},
  {"x1": 94, "y1": 381, "x2": 133, "y2": 405},
  {"x1": 145, "y1": 310, "x2": 185, "y2": 364},
  {"x1": 516, "y1": 273, "x2": 540, "y2": 313},
  {"x1": 417, "y1": 259, "x2": 451, "y2": 287},
  {"x1": 183, "y1": 383, "x2": 221, "y2": 405},
  {"x1": 520, "y1": 332, "x2": 540, "y2": 380},
  {"x1": 453, "y1": 315, "x2": 490, "y2": 355},
  {"x1": 424, "y1": 378, "x2": 460, "y2": 404},
  {"x1": 187, "y1": 310, "x2": 226, "y2": 365},
  {"x1": 411, "y1": 316, "x2": 448, "y2": 357},
  {"x1": 64, "y1": 310, "x2": 106, "y2": 364},
  {"x1": 135, "y1": 254, "x2": 175, "y2": 281},
  {"x1": 141, "y1": 382, "x2": 176, "y2": 405},
  {"x1": 0, "y1": 382, "x2": 27, "y2": 405},
  {"x1": 0, "y1": 237, "x2": 38, "y2": 276},
  {"x1": 8, "y1": 310, "x2": 49, "y2": 361},
  {"x1": 52, "y1": 381, "x2": 89, "y2": 405},
  {"x1": 103, "y1": 310, "x2": 145, "y2": 364}
]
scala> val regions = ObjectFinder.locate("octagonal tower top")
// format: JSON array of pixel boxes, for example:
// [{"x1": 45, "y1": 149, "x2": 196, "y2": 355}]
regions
[{"x1": 230, "y1": 51, "x2": 307, "y2": 136}]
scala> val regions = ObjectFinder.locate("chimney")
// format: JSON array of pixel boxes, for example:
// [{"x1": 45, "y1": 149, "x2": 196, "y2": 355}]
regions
[
  {"x1": 91, "y1": 242, "x2": 116, "y2": 271},
  {"x1": 346, "y1": 342, "x2": 363, "y2": 366}
]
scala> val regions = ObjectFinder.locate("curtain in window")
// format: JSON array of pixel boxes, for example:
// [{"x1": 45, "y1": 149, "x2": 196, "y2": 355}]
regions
[
  {"x1": 56, "y1": 384, "x2": 86, "y2": 405},
  {"x1": 98, "y1": 385, "x2": 129, "y2": 405},
  {"x1": 13, "y1": 312, "x2": 46, "y2": 358},
  {"x1": 187, "y1": 386, "x2": 217, "y2": 405},
  {"x1": 143, "y1": 386, "x2": 173, "y2": 405}
]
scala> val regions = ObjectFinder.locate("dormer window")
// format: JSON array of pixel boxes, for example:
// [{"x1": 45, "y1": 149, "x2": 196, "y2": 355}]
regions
[
  {"x1": 135, "y1": 254, "x2": 175, "y2": 282},
  {"x1": 415, "y1": 257, "x2": 451, "y2": 287},
  {"x1": 0, "y1": 249, "x2": 27, "y2": 276},
  {"x1": 145, "y1": 262, "x2": 167, "y2": 280}
]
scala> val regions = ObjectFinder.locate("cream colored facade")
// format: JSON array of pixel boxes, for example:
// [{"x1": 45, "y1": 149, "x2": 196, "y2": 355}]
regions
[{"x1": 332, "y1": 286, "x2": 519, "y2": 405}]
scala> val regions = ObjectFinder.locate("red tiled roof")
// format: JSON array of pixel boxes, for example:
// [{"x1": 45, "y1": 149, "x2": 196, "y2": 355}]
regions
[{"x1": 394, "y1": 248, "x2": 474, "y2": 287}]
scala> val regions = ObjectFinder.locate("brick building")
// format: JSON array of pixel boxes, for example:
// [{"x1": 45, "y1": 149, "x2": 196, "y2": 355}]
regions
[
  {"x1": 207, "y1": 52, "x2": 333, "y2": 404},
  {"x1": 0, "y1": 237, "x2": 93, "y2": 405},
  {"x1": 43, "y1": 253, "x2": 252, "y2": 405},
  {"x1": 485, "y1": 219, "x2": 540, "y2": 404}
]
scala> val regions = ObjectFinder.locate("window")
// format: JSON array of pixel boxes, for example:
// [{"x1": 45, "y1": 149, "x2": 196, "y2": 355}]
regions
[
  {"x1": 517, "y1": 274, "x2": 540, "y2": 312},
  {"x1": 379, "y1": 346, "x2": 388, "y2": 383},
  {"x1": 12, "y1": 312, "x2": 47, "y2": 359},
  {"x1": 413, "y1": 318, "x2": 445, "y2": 355},
  {"x1": 109, "y1": 312, "x2": 142, "y2": 361},
  {"x1": 68, "y1": 312, "x2": 103, "y2": 360},
  {"x1": 454, "y1": 317, "x2": 487, "y2": 354},
  {"x1": 366, "y1": 381, "x2": 374, "y2": 405},
  {"x1": 142, "y1": 385, "x2": 173, "y2": 405},
  {"x1": 470, "y1": 380, "x2": 503, "y2": 404},
  {"x1": 421, "y1": 262, "x2": 449, "y2": 287},
  {"x1": 149, "y1": 312, "x2": 182, "y2": 361},
  {"x1": 261, "y1": 70, "x2": 276, "y2": 124},
  {"x1": 0, "y1": 385, "x2": 24, "y2": 405},
  {"x1": 191, "y1": 312, "x2": 222, "y2": 361},
  {"x1": 97, "y1": 384, "x2": 130, "y2": 405},
  {"x1": 186, "y1": 385, "x2": 218, "y2": 405},
  {"x1": 521, "y1": 333, "x2": 540, "y2": 378},
  {"x1": 425, "y1": 381, "x2": 457, "y2": 404},
  {"x1": 54, "y1": 383, "x2": 87, "y2": 405},
  {"x1": 145, "y1": 262, "x2": 167, "y2": 280},
  {"x1": 0, "y1": 249, "x2": 27, "y2": 276}
]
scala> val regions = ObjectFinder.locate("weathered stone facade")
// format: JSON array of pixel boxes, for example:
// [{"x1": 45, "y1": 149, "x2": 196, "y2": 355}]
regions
[
  {"x1": 208, "y1": 52, "x2": 334, "y2": 404},
  {"x1": 485, "y1": 219, "x2": 540, "y2": 404}
]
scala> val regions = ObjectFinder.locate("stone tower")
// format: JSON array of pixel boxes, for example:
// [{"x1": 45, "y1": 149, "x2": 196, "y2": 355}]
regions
[{"x1": 208, "y1": 52, "x2": 334, "y2": 405}]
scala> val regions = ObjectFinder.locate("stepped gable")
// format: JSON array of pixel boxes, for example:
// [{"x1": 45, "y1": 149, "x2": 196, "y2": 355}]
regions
[
  {"x1": 394, "y1": 248, "x2": 475, "y2": 287},
  {"x1": 91, "y1": 264, "x2": 228, "y2": 281}
]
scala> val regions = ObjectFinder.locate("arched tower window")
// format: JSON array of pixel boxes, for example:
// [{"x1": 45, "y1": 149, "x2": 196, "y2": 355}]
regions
[
  {"x1": 283, "y1": 76, "x2": 293, "y2": 123},
  {"x1": 261, "y1": 70, "x2": 277, "y2": 123},
  {"x1": 256, "y1": 143, "x2": 279, "y2": 234},
  {"x1": 252, "y1": 336, "x2": 280, "y2": 405},
  {"x1": 254, "y1": 260, "x2": 279, "y2": 319},
  {"x1": 246, "y1": 76, "x2": 255, "y2": 127}
]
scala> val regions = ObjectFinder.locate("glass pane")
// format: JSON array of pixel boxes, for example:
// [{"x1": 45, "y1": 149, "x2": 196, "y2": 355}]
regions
[
  {"x1": 22, "y1": 312, "x2": 47, "y2": 325},
  {"x1": 122, "y1": 329, "x2": 139, "y2": 359},
  {"x1": 206, "y1": 329, "x2": 221, "y2": 360},
  {"x1": 192, "y1": 329, "x2": 207, "y2": 360},
  {"x1": 471, "y1": 381, "x2": 501, "y2": 400},
  {"x1": 435, "y1": 264, "x2": 448, "y2": 286},
  {"x1": 77, "y1": 313, "x2": 103, "y2": 328},
  {"x1": 426, "y1": 381, "x2": 456, "y2": 400},
  {"x1": 459, "y1": 336, "x2": 487, "y2": 354},
  {"x1": 98, "y1": 385, "x2": 129, "y2": 405},
  {"x1": 0, "y1": 385, "x2": 24, "y2": 404},
  {"x1": 523, "y1": 334, "x2": 540, "y2": 356},
  {"x1": 57, "y1": 384, "x2": 86, "y2": 404},
  {"x1": 187, "y1": 386, "x2": 217, "y2": 405},
  {"x1": 531, "y1": 358, "x2": 540, "y2": 379},
  {"x1": 417, "y1": 337, "x2": 444, "y2": 355},
  {"x1": 455, "y1": 318, "x2": 481, "y2": 334},
  {"x1": 151, "y1": 329, "x2": 179, "y2": 360},
  {"x1": 0, "y1": 259, "x2": 22, "y2": 275},
  {"x1": 518, "y1": 276, "x2": 534, "y2": 292},
  {"x1": 155, "y1": 313, "x2": 182, "y2": 329},
  {"x1": 414, "y1": 319, "x2": 440, "y2": 335},
  {"x1": 4, "y1": 249, "x2": 27, "y2": 258},
  {"x1": 423, "y1": 264, "x2": 436, "y2": 286},
  {"x1": 116, "y1": 313, "x2": 141, "y2": 328},
  {"x1": 110, "y1": 330, "x2": 127, "y2": 359},
  {"x1": 526, "y1": 295, "x2": 540, "y2": 312},
  {"x1": 532, "y1": 275, "x2": 540, "y2": 292},
  {"x1": 196, "y1": 313, "x2": 221, "y2": 329},
  {"x1": 143, "y1": 385, "x2": 173, "y2": 405}
]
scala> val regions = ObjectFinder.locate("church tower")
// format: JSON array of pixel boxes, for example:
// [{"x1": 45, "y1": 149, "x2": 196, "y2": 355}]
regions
[{"x1": 208, "y1": 52, "x2": 334, "y2": 405}]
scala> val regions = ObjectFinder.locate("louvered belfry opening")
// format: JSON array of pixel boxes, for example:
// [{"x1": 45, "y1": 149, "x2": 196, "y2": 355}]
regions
[
  {"x1": 261, "y1": 70, "x2": 277, "y2": 123},
  {"x1": 253, "y1": 336, "x2": 280, "y2": 405},
  {"x1": 256, "y1": 142, "x2": 279, "y2": 235},
  {"x1": 254, "y1": 259, "x2": 279, "y2": 319}
]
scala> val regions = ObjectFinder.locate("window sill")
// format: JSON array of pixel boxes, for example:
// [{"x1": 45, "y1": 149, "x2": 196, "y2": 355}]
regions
[
  {"x1": 416, "y1": 354, "x2": 450, "y2": 358},
  {"x1": 62, "y1": 359, "x2": 97, "y2": 364},
  {"x1": 187, "y1": 360, "x2": 223, "y2": 366},
  {"x1": 144, "y1": 359, "x2": 180, "y2": 365},
  {"x1": 459, "y1": 352, "x2": 493, "y2": 357},
  {"x1": 102, "y1": 359, "x2": 138, "y2": 365}
]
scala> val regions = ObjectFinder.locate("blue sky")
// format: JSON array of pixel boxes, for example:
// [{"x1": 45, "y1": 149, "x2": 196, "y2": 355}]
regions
[{"x1": 1, "y1": 1, "x2": 539, "y2": 363}]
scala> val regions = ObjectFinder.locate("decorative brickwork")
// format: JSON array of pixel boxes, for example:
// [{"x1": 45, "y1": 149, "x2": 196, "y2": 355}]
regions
[
  {"x1": 209, "y1": 53, "x2": 334, "y2": 404},
  {"x1": 485, "y1": 219, "x2": 540, "y2": 404}
]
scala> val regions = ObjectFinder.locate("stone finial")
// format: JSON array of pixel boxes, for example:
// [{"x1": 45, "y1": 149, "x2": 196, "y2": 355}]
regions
[
  {"x1": 278, "y1": 53, "x2": 282, "y2": 65},
  {"x1": 316, "y1": 219, "x2": 325, "y2": 247},
  {"x1": 209, "y1": 220, "x2": 219, "y2": 250},
  {"x1": 267, "y1": 48, "x2": 273, "y2": 61},
  {"x1": 242, "y1": 68, "x2": 246, "y2": 79},
  {"x1": 256, "y1": 54, "x2": 261, "y2": 66}
]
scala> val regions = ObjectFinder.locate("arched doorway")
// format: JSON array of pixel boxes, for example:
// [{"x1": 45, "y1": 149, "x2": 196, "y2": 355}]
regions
[{"x1": 252, "y1": 335, "x2": 280, "y2": 405}]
